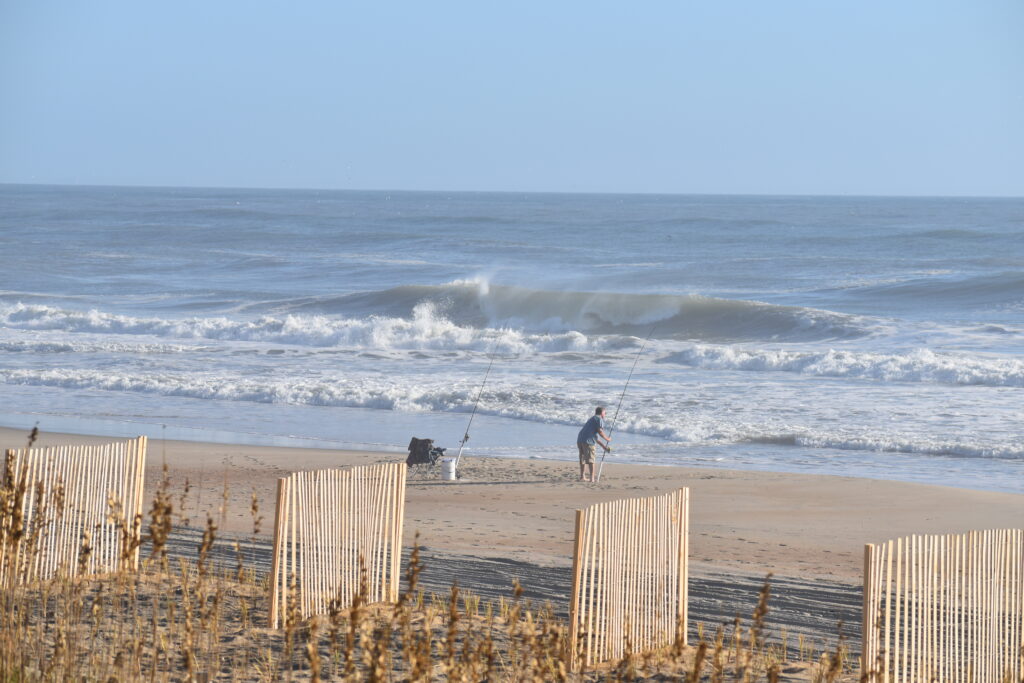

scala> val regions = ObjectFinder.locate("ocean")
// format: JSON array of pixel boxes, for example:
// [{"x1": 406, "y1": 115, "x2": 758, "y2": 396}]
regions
[{"x1": 2, "y1": 184, "x2": 1023, "y2": 493}]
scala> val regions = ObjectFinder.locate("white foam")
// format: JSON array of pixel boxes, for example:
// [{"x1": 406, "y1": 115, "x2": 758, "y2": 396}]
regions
[
  {"x1": 788, "y1": 433, "x2": 1024, "y2": 459},
  {"x1": 3, "y1": 278, "x2": 874, "y2": 348},
  {"x1": 0, "y1": 302, "x2": 602, "y2": 354},
  {"x1": 1, "y1": 365, "x2": 1020, "y2": 461},
  {"x1": 661, "y1": 344, "x2": 1024, "y2": 387},
  {"x1": 0, "y1": 338, "x2": 201, "y2": 354}
]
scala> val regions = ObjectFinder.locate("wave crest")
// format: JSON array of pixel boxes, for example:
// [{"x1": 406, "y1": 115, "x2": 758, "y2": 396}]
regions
[
  {"x1": 270, "y1": 280, "x2": 870, "y2": 342},
  {"x1": 1, "y1": 279, "x2": 870, "y2": 351},
  {"x1": 659, "y1": 344, "x2": 1024, "y2": 387},
  {"x1": 0, "y1": 302, "x2": 604, "y2": 354},
  {"x1": 834, "y1": 271, "x2": 1024, "y2": 307}
]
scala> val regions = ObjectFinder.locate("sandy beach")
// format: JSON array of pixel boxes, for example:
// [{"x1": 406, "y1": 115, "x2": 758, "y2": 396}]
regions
[
  {"x1": 5, "y1": 426, "x2": 1020, "y2": 592},
  {"x1": 5, "y1": 427, "x2": 1020, "y2": 582}
]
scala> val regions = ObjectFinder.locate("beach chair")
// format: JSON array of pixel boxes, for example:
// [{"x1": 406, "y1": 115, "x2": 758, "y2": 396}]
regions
[{"x1": 406, "y1": 437, "x2": 445, "y2": 467}]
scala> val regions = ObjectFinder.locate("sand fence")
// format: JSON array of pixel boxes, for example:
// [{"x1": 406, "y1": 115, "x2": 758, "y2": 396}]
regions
[
  {"x1": 268, "y1": 462, "x2": 407, "y2": 628},
  {"x1": 863, "y1": 529, "x2": 1024, "y2": 682},
  {"x1": 0, "y1": 437, "x2": 147, "y2": 586},
  {"x1": 569, "y1": 487, "x2": 689, "y2": 669}
]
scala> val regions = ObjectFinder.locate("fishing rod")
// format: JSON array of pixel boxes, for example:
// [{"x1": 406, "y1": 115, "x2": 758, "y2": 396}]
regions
[
  {"x1": 595, "y1": 326, "x2": 655, "y2": 482},
  {"x1": 452, "y1": 349, "x2": 497, "y2": 472}
]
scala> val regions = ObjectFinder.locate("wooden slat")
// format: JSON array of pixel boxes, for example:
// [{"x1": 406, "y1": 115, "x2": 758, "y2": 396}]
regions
[
  {"x1": 268, "y1": 477, "x2": 287, "y2": 629},
  {"x1": 568, "y1": 508, "x2": 585, "y2": 668},
  {"x1": 863, "y1": 543, "x2": 875, "y2": 671}
]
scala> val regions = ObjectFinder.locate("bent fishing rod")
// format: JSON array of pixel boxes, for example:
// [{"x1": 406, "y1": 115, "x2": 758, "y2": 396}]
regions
[
  {"x1": 452, "y1": 349, "x2": 497, "y2": 471},
  {"x1": 595, "y1": 326, "x2": 655, "y2": 482}
]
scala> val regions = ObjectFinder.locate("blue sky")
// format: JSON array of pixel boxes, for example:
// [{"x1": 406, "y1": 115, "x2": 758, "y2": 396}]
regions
[{"x1": 1, "y1": 1, "x2": 1021, "y2": 196}]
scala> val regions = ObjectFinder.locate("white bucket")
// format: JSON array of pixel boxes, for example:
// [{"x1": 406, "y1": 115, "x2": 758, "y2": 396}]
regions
[{"x1": 440, "y1": 457, "x2": 457, "y2": 481}]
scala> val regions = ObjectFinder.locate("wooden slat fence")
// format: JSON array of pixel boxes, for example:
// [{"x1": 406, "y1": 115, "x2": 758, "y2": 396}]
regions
[
  {"x1": 269, "y1": 463, "x2": 406, "y2": 628},
  {"x1": 862, "y1": 529, "x2": 1024, "y2": 682},
  {"x1": 569, "y1": 488, "x2": 689, "y2": 669},
  {"x1": 0, "y1": 437, "x2": 147, "y2": 585}
]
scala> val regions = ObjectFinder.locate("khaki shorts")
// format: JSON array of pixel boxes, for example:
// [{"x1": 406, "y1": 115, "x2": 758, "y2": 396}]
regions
[{"x1": 577, "y1": 442, "x2": 596, "y2": 465}]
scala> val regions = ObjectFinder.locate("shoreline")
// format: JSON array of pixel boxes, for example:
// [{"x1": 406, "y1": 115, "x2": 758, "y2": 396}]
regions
[
  {"x1": 3, "y1": 413, "x2": 1020, "y2": 496},
  {"x1": 4, "y1": 426, "x2": 1020, "y2": 584}
]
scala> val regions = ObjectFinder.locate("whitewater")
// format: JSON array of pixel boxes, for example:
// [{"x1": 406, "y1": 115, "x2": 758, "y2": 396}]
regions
[{"x1": 2, "y1": 185, "x2": 1023, "y2": 493}]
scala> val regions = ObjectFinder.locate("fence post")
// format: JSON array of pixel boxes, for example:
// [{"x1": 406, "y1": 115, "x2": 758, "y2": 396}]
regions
[
  {"x1": 678, "y1": 488, "x2": 689, "y2": 647},
  {"x1": 136, "y1": 437, "x2": 146, "y2": 567}
]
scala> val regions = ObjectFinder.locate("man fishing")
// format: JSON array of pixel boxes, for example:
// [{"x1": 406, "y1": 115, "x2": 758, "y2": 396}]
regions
[{"x1": 577, "y1": 406, "x2": 612, "y2": 482}]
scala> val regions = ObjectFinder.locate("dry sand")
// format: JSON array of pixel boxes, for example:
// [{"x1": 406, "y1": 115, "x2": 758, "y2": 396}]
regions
[{"x1": 4, "y1": 426, "x2": 1021, "y2": 649}]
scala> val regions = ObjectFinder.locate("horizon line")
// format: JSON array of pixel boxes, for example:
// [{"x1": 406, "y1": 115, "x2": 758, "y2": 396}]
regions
[{"x1": 1, "y1": 180, "x2": 1022, "y2": 201}]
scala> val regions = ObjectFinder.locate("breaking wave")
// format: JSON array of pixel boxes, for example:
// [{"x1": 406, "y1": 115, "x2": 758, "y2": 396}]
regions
[
  {"x1": 0, "y1": 281, "x2": 870, "y2": 351},
  {"x1": 0, "y1": 302, "x2": 605, "y2": 354},
  {"x1": 659, "y1": 345, "x2": 1024, "y2": 387},
  {"x1": 262, "y1": 280, "x2": 870, "y2": 342}
]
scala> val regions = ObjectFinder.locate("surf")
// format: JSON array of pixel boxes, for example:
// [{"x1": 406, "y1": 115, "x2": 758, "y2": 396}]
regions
[
  {"x1": 658, "y1": 343, "x2": 1024, "y2": 387},
  {"x1": 261, "y1": 280, "x2": 872, "y2": 343}
]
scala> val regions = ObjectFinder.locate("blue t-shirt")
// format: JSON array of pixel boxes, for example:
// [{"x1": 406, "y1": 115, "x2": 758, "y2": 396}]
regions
[{"x1": 577, "y1": 415, "x2": 606, "y2": 445}]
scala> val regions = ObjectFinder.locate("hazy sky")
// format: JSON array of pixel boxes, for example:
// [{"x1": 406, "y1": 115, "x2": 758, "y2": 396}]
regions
[{"x1": 2, "y1": 1, "x2": 1022, "y2": 196}]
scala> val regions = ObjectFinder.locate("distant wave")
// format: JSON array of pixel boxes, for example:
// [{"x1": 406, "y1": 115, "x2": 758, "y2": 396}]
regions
[
  {"x1": 1, "y1": 283, "x2": 869, "y2": 347},
  {"x1": 0, "y1": 302, "x2": 607, "y2": 353},
  {"x1": 398, "y1": 214, "x2": 521, "y2": 226},
  {"x1": 659, "y1": 344, "x2": 1024, "y2": 387},
  {"x1": 265, "y1": 280, "x2": 870, "y2": 342},
  {"x1": 0, "y1": 290, "x2": 90, "y2": 304},
  {"x1": 829, "y1": 271, "x2": 1024, "y2": 307},
  {"x1": 0, "y1": 339, "x2": 202, "y2": 354},
  {"x1": 915, "y1": 228, "x2": 995, "y2": 240},
  {"x1": 745, "y1": 433, "x2": 1024, "y2": 460},
  {"x1": 646, "y1": 216, "x2": 786, "y2": 227},
  {"x1": 0, "y1": 367, "x2": 526, "y2": 414}
]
